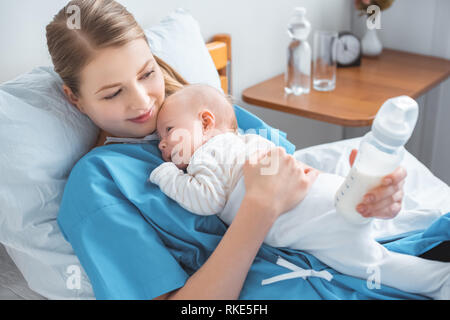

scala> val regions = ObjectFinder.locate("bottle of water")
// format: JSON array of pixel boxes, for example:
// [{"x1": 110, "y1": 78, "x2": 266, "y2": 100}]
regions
[
  {"x1": 285, "y1": 7, "x2": 311, "y2": 95},
  {"x1": 335, "y1": 96, "x2": 419, "y2": 224}
]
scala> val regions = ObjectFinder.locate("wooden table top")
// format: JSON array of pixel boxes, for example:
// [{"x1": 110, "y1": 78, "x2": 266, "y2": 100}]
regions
[{"x1": 242, "y1": 49, "x2": 450, "y2": 127}]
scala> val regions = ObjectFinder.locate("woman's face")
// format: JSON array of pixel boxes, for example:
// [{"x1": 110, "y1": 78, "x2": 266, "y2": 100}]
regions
[{"x1": 64, "y1": 38, "x2": 165, "y2": 138}]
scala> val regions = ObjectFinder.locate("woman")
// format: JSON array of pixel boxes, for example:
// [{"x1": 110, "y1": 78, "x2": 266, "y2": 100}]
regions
[{"x1": 47, "y1": 0, "x2": 406, "y2": 299}]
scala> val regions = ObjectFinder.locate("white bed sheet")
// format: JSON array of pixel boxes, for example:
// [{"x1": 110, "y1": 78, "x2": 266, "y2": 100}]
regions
[{"x1": 0, "y1": 243, "x2": 46, "y2": 300}]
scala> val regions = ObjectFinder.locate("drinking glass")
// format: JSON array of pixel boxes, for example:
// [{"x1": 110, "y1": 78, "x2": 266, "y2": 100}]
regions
[{"x1": 313, "y1": 30, "x2": 338, "y2": 91}]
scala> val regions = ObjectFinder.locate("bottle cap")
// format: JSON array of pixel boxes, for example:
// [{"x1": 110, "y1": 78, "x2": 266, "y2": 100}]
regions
[
  {"x1": 295, "y1": 7, "x2": 306, "y2": 16},
  {"x1": 371, "y1": 96, "x2": 419, "y2": 147},
  {"x1": 288, "y1": 7, "x2": 310, "y2": 39}
]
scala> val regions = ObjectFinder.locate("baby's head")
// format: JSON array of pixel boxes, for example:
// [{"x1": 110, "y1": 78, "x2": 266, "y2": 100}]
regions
[{"x1": 156, "y1": 84, "x2": 237, "y2": 169}]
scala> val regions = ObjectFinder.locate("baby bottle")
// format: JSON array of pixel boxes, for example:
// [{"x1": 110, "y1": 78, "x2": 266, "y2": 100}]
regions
[{"x1": 335, "y1": 96, "x2": 419, "y2": 224}]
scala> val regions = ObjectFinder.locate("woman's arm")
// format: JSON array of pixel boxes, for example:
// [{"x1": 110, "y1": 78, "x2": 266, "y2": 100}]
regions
[
  {"x1": 158, "y1": 195, "x2": 275, "y2": 300},
  {"x1": 155, "y1": 147, "x2": 319, "y2": 300}
]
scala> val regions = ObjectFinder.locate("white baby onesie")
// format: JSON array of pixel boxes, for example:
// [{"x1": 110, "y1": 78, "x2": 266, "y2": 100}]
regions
[
  {"x1": 150, "y1": 132, "x2": 275, "y2": 215},
  {"x1": 149, "y1": 132, "x2": 450, "y2": 299}
]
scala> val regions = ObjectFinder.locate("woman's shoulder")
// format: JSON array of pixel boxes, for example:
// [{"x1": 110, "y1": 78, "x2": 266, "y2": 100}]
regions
[
  {"x1": 62, "y1": 145, "x2": 131, "y2": 204},
  {"x1": 75, "y1": 141, "x2": 160, "y2": 170},
  {"x1": 72, "y1": 143, "x2": 126, "y2": 173},
  {"x1": 66, "y1": 142, "x2": 162, "y2": 200},
  {"x1": 59, "y1": 142, "x2": 162, "y2": 227}
]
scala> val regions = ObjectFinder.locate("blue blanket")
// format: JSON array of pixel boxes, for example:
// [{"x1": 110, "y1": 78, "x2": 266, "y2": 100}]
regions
[{"x1": 58, "y1": 105, "x2": 449, "y2": 300}]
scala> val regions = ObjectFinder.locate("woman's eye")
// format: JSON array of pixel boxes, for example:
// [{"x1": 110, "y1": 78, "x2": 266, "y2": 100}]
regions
[
  {"x1": 103, "y1": 71, "x2": 153, "y2": 100},
  {"x1": 141, "y1": 71, "x2": 154, "y2": 80},
  {"x1": 166, "y1": 127, "x2": 173, "y2": 133},
  {"x1": 104, "y1": 89, "x2": 121, "y2": 100}
]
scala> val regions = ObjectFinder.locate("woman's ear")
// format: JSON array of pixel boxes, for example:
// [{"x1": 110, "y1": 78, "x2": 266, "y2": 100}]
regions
[
  {"x1": 199, "y1": 109, "x2": 215, "y2": 132},
  {"x1": 62, "y1": 84, "x2": 85, "y2": 114}
]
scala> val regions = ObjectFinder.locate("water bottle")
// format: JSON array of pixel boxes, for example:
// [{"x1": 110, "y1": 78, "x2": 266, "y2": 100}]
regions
[
  {"x1": 335, "y1": 96, "x2": 419, "y2": 225},
  {"x1": 284, "y1": 7, "x2": 311, "y2": 95}
]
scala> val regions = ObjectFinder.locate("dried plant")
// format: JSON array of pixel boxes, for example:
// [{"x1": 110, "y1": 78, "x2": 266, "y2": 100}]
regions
[{"x1": 354, "y1": 0, "x2": 395, "y2": 15}]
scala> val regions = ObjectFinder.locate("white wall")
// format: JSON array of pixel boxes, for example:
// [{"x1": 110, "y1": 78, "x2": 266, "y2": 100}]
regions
[
  {"x1": 0, "y1": 0, "x2": 350, "y2": 151},
  {"x1": 350, "y1": 0, "x2": 450, "y2": 185},
  {"x1": 2, "y1": 0, "x2": 447, "y2": 184}
]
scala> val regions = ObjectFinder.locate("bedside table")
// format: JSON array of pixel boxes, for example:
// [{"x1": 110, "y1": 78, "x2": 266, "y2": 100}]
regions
[{"x1": 242, "y1": 49, "x2": 450, "y2": 127}]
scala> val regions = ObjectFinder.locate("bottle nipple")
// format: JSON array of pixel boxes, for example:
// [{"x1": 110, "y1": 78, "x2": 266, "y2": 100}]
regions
[{"x1": 372, "y1": 96, "x2": 419, "y2": 147}]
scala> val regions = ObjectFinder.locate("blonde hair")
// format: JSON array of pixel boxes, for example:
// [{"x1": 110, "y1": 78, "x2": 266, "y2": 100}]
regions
[{"x1": 46, "y1": 0, "x2": 187, "y2": 98}]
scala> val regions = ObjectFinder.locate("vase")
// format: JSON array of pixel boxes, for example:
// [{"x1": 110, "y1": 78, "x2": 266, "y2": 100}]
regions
[{"x1": 361, "y1": 28, "x2": 382, "y2": 57}]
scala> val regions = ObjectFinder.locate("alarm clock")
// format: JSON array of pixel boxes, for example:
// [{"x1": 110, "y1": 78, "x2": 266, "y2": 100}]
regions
[{"x1": 336, "y1": 31, "x2": 362, "y2": 67}]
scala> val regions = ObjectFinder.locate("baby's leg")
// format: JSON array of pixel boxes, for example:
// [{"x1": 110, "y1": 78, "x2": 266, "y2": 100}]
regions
[{"x1": 309, "y1": 238, "x2": 450, "y2": 300}]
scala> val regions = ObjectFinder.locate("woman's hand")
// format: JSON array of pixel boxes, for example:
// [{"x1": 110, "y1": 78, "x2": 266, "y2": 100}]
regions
[
  {"x1": 242, "y1": 147, "x2": 320, "y2": 221},
  {"x1": 349, "y1": 149, "x2": 407, "y2": 219}
]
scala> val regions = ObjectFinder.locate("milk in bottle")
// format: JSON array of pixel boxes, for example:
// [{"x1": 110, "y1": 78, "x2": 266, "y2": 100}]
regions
[{"x1": 335, "y1": 96, "x2": 419, "y2": 224}]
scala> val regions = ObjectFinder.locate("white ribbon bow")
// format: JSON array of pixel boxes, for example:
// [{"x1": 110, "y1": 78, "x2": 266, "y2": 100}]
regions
[{"x1": 261, "y1": 256, "x2": 333, "y2": 286}]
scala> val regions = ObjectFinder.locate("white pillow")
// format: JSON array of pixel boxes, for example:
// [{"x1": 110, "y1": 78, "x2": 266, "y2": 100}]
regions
[
  {"x1": 0, "y1": 9, "x2": 221, "y2": 299},
  {"x1": 145, "y1": 8, "x2": 222, "y2": 91},
  {"x1": 0, "y1": 66, "x2": 98, "y2": 299}
]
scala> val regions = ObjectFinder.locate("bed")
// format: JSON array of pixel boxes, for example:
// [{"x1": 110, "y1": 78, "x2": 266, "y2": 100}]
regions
[
  {"x1": 0, "y1": 244, "x2": 46, "y2": 300},
  {"x1": 0, "y1": 9, "x2": 449, "y2": 300}
]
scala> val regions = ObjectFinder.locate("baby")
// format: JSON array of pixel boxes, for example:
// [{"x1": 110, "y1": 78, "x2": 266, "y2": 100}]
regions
[{"x1": 149, "y1": 84, "x2": 450, "y2": 299}]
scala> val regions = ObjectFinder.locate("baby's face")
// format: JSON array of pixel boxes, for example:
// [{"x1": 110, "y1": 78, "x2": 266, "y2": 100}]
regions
[{"x1": 156, "y1": 93, "x2": 205, "y2": 170}]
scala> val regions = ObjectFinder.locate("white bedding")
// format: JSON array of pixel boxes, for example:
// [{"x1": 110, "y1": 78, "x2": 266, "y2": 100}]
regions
[{"x1": 0, "y1": 243, "x2": 45, "y2": 300}]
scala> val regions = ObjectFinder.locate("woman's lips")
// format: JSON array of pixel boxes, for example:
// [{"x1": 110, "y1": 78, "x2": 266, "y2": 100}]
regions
[{"x1": 129, "y1": 107, "x2": 154, "y2": 124}]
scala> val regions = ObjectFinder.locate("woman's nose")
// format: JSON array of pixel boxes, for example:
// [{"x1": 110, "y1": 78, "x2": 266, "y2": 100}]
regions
[{"x1": 129, "y1": 83, "x2": 151, "y2": 110}]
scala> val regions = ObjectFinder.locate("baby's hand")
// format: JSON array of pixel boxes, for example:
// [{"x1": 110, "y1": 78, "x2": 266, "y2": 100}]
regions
[{"x1": 349, "y1": 149, "x2": 407, "y2": 219}]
